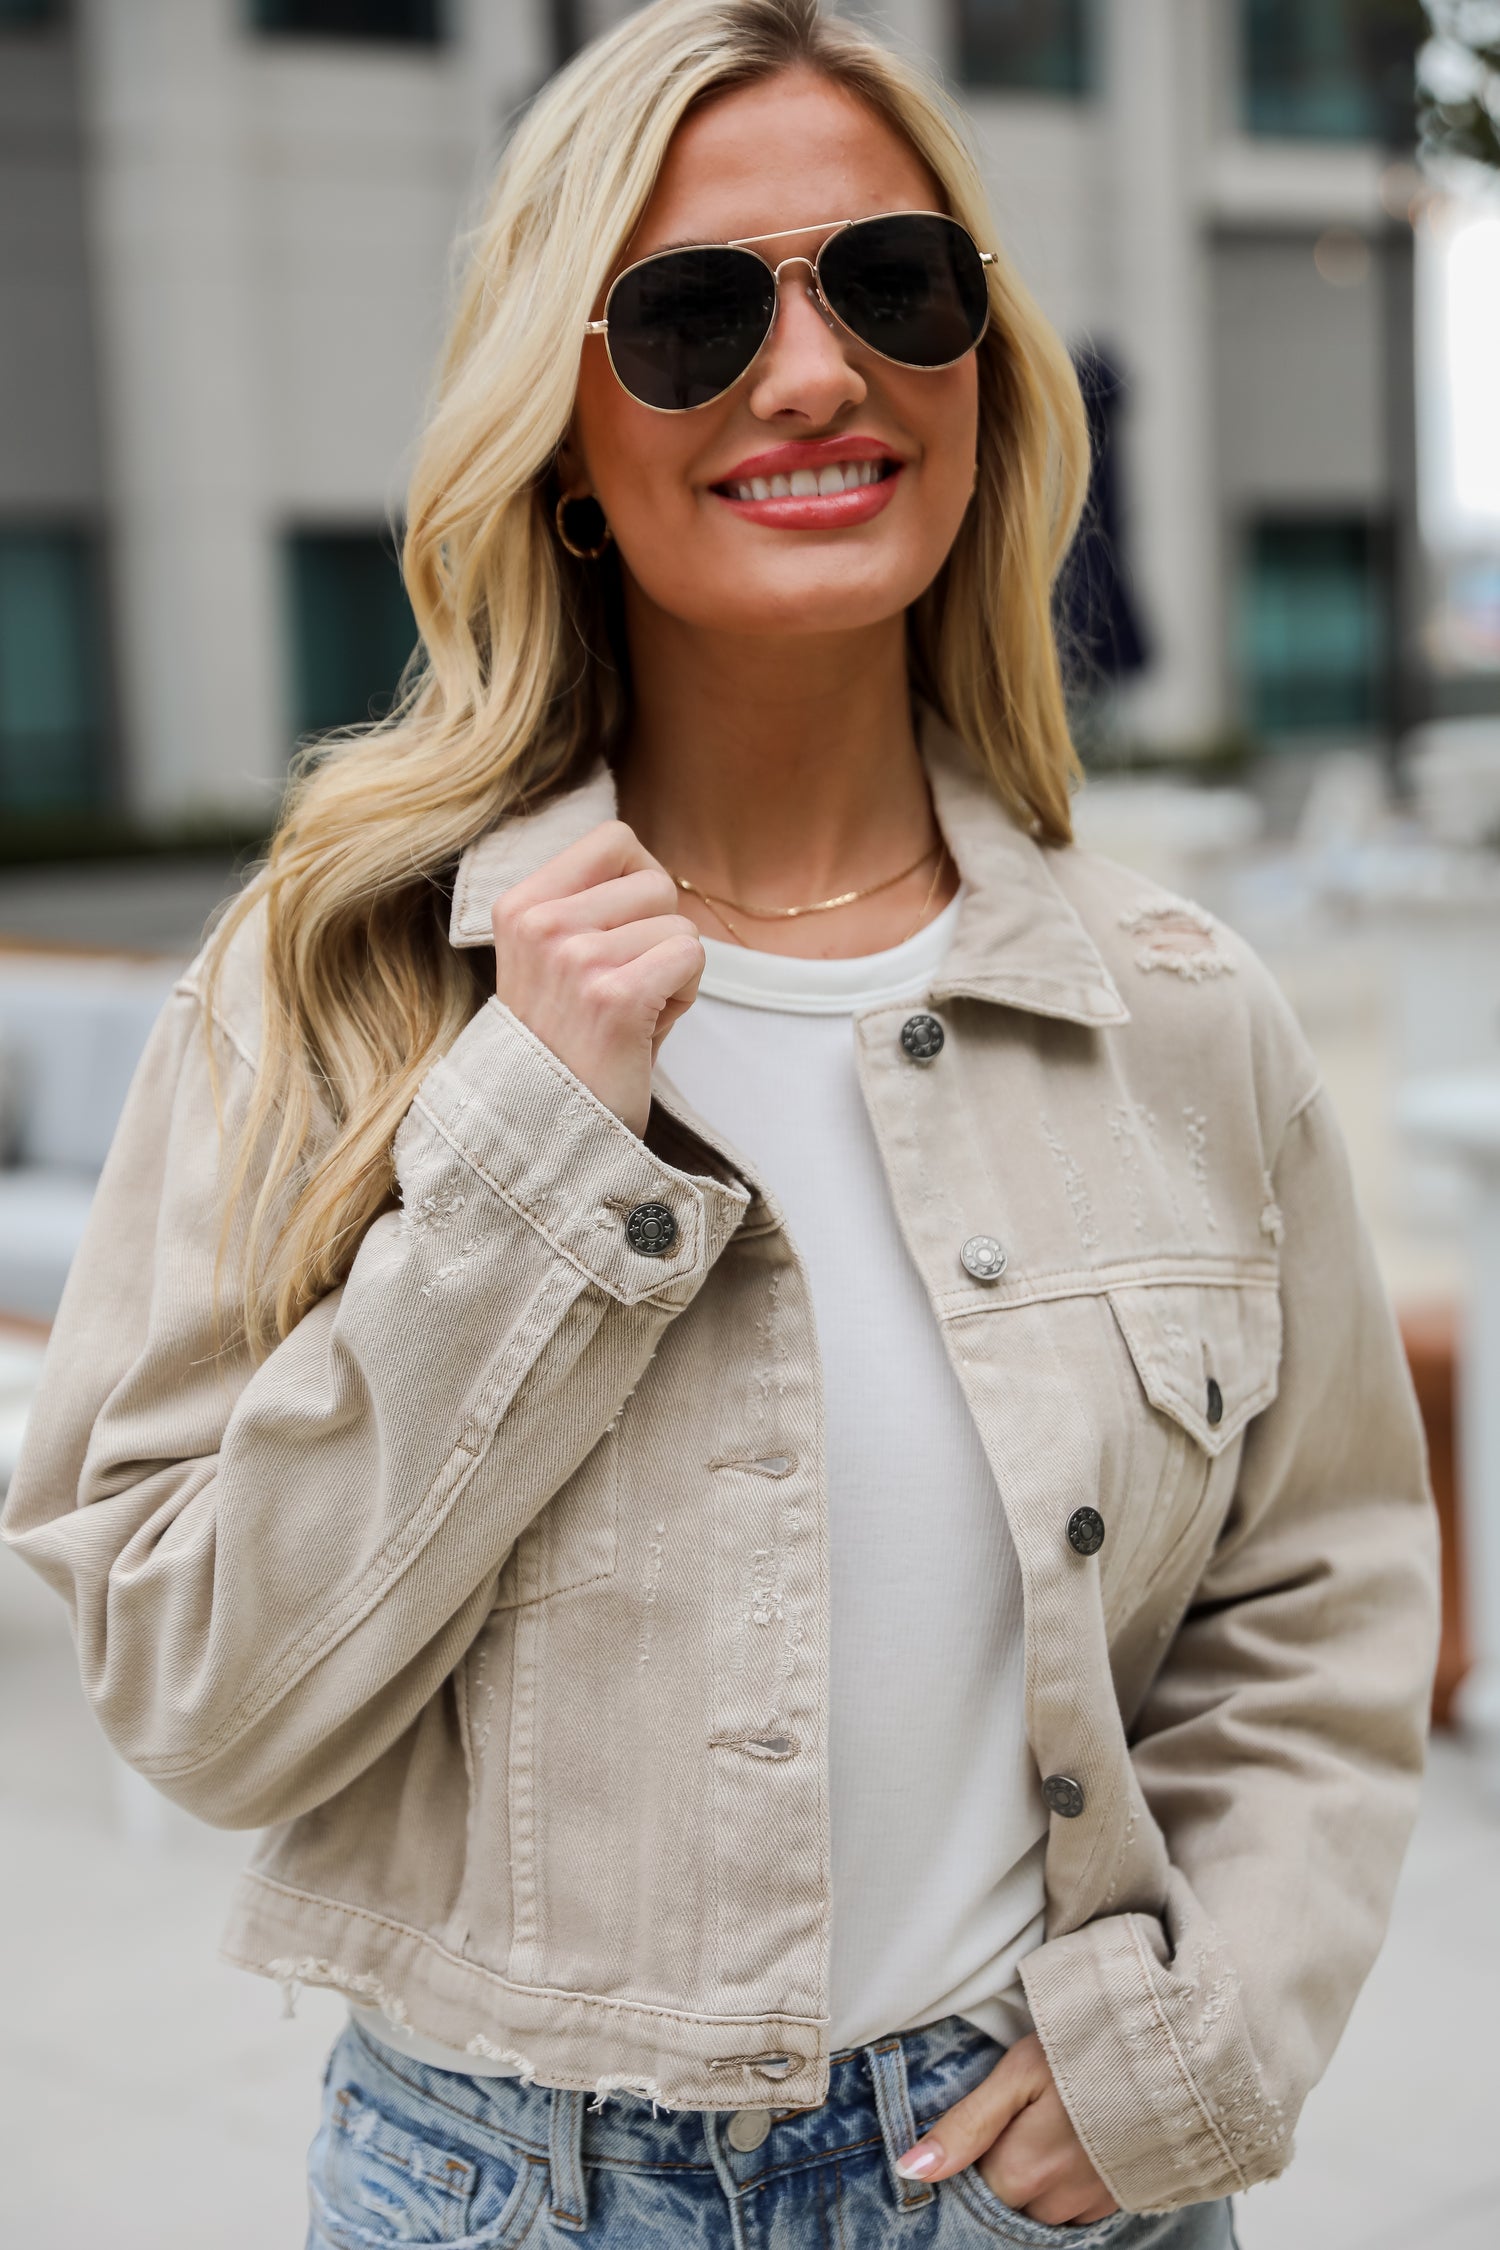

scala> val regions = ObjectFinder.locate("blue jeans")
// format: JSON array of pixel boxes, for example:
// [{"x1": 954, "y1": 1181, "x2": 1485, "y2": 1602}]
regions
[{"x1": 306, "y1": 2010, "x2": 1240, "y2": 2249}]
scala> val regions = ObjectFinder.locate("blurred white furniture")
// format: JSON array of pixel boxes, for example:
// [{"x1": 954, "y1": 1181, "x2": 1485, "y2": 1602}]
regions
[
  {"x1": 1070, "y1": 776, "x2": 1263, "y2": 900},
  {"x1": 1403, "y1": 717, "x2": 1500, "y2": 849},
  {"x1": 1399, "y1": 1070, "x2": 1500, "y2": 1805},
  {"x1": 0, "y1": 952, "x2": 182, "y2": 1322}
]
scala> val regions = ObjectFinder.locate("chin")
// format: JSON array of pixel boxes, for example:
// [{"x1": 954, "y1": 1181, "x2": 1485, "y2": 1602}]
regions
[{"x1": 646, "y1": 559, "x2": 930, "y2": 638}]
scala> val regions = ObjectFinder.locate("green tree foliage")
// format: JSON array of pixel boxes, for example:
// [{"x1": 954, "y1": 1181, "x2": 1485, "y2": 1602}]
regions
[{"x1": 1420, "y1": 2, "x2": 1500, "y2": 174}]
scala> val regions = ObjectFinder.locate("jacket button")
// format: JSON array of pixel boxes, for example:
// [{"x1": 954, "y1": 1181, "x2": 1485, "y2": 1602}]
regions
[
  {"x1": 727, "y1": 2108, "x2": 773, "y2": 2151},
  {"x1": 625, "y1": 1201, "x2": 678, "y2": 1256},
  {"x1": 1066, "y1": 1507, "x2": 1105, "y2": 1556},
  {"x1": 960, "y1": 1234, "x2": 1007, "y2": 1281},
  {"x1": 900, "y1": 1012, "x2": 945, "y2": 1062},
  {"x1": 1042, "y1": 1773, "x2": 1086, "y2": 1819},
  {"x1": 1206, "y1": 1376, "x2": 1223, "y2": 1426}
]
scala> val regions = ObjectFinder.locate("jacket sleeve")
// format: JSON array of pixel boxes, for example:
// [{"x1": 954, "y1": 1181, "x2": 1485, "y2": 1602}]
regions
[
  {"x1": 0, "y1": 976, "x2": 749, "y2": 1830},
  {"x1": 1020, "y1": 1076, "x2": 1441, "y2": 2213}
]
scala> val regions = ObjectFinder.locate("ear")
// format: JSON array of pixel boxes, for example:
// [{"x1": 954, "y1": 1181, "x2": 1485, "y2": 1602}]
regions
[{"x1": 554, "y1": 429, "x2": 591, "y2": 500}]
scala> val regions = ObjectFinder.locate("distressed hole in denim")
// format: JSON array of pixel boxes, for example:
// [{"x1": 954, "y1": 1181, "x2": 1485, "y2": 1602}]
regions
[{"x1": 1120, "y1": 896, "x2": 1236, "y2": 982}]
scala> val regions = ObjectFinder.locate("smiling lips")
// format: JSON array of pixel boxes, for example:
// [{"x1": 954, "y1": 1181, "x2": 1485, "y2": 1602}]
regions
[{"x1": 711, "y1": 439, "x2": 903, "y2": 528}]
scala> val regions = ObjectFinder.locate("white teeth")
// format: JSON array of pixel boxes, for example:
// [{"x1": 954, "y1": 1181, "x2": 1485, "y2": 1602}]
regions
[{"x1": 724, "y1": 460, "x2": 890, "y2": 502}]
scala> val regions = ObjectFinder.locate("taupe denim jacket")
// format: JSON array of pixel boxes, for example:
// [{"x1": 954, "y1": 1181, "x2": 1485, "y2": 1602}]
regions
[{"x1": 3, "y1": 712, "x2": 1438, "y2": 2215}]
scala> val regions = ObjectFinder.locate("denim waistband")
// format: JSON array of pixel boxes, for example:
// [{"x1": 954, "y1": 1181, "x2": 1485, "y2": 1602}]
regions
[{"x1": 344, "y1": 2008, "x2": 1009, "y2": 2235}]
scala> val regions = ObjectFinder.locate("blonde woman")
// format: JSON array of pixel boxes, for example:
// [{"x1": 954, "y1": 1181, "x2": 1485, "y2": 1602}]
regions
[{"x1": 3, "y1": 2, "x2": 1437, "y2": 2244}]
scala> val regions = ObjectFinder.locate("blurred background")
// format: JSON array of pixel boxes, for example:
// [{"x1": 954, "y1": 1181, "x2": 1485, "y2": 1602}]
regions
[{"x1": 2, "y1": 3, "x2": 1500, "y2": 2245}]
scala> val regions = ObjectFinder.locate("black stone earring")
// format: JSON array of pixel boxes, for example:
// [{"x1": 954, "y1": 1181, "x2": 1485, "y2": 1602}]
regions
[{"x1": 554, "y1": 491, "x2": 613, "y2": 561}]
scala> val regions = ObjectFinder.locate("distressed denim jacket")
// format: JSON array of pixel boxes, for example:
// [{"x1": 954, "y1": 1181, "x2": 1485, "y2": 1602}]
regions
[{"x1": 2, "y1": 711, "x2": 1439, "y2": 2215}]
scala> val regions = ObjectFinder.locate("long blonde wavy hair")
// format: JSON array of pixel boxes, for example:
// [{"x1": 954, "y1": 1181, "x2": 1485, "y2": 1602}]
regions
[{"x1": 205, "y1": 0, "x2": 1092, "y2": 1356}]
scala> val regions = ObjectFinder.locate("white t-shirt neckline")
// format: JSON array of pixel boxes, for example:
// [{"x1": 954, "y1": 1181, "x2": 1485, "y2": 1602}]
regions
[{"x1": 694, "y1": 887, "x2": 964, "y2": 1015}]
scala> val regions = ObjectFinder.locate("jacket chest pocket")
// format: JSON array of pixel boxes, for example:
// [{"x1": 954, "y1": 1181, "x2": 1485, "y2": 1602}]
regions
[
  {"x1": 490, "y1": 1409, "x2": 621, "y2": 1608},
  {"x1": 1099, "y1": 1275, "x2": 1282, "y2": 1606}
]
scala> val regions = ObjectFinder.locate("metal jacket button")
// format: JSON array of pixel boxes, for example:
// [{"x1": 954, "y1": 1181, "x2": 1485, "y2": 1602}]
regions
[
  {"x1": 625, "y1": 1202, "x2": 677, "y2": 1256},
  {"x1": 1206, "y1": 1376, "x2": 1223, "y2": 1426},
  {"x1": 1042, "y1": 1773, "x2": 1086, "y2": 1818},
  {"x1": 1066, "y1": 1507, "x2": 1105, "y2": 1556},
  {"x1": 960, "y1": 1234, "x2": 1007, "y2": 1282},
  {"x1": 900, "y1": 1012, "x2": 945, "y2": 1062},
  {"x1": 727, "y1": 2109, "x2": 773, "y2": 2151}
]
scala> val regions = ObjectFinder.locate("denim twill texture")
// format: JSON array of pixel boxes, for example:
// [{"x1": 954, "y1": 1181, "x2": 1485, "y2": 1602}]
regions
[
  {"x1": 308, "y1": 2010, "x2": 1239, "y2": 2249},
  {"x1": 2, "y1": 709, "x2": 1439, "y2": 2216}
]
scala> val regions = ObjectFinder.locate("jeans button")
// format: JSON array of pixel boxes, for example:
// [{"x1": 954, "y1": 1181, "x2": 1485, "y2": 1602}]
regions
[
  {"x1": 1042, "y1": 1773, "x2": 1086, "y2": 1818},
  {"x1": 727, "y1": 2109, "x2": 773, "y2": 2151}
]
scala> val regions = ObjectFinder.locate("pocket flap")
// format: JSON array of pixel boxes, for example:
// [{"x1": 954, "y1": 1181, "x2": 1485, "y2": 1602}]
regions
[{"x1": 1107, "y1": 1277, "x2": 1282, "y2": 1455}]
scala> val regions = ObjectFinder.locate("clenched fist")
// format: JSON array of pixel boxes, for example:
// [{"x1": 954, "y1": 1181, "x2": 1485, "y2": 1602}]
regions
[{"x1": 490, "y1": 819, "x2": 705, "y2": 1140}]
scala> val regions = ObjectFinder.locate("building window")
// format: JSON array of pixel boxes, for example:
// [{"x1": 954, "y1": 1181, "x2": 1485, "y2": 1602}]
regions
[
  {"x1": 247, "y1": 0, "x2": 443, "y2": 43},
  {"x1": 1242, "y1": 1, "x2": 1425, "y2": 143},
  {"x1": 284, "y1": 528, "x2": 418, "y2": 745},
  {"x1": 0, "y1": 530, "x2": 108, "y2": 814},
  {"x1": 1242, "y1": 517, "x2": 1391, "y2": 736},
  {"x1": 956, "y1": 0, "x2": 1093, "y2": 95}
]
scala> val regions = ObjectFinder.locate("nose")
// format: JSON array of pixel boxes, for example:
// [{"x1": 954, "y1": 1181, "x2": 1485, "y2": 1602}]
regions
[{"x1": 744, "y1": 256, "x2": 866, "y2": 424}]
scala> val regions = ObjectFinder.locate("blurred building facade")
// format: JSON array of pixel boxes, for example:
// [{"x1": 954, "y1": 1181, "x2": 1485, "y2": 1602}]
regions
[{"x1": 0, "y1": 0, "x2": 1433, "y2": 830}]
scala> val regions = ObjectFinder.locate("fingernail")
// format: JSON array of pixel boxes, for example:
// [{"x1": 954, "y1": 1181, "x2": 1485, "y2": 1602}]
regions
[{"x1": 894, "y1": 2139, "x2": 942, "y2": 2179}]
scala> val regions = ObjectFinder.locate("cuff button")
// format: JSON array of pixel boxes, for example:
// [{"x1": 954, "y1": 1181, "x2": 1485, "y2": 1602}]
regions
[
  {"x1": 626, "y1": 1201, "x2": 678, "y2": 1256},
  {"x1": 1042, "y1": 1773, "x2": 1086, "y2": 1819}
]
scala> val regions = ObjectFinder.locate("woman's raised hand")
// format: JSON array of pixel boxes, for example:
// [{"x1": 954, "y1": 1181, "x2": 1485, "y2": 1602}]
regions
[{"x1": 490, "y1": 819, "x2": 706, "y2": 1139}]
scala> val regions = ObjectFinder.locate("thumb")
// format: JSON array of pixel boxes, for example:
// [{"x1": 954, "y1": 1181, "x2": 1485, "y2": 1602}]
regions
[{"x1": 893, "y1": 2034, "x2": 1051, "y2": 2182}]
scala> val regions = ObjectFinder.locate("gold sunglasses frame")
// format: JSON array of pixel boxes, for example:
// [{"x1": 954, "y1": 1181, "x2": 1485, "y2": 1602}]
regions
[{"x1": 582, "y1": 210, "x2": 997, "y2": 414}]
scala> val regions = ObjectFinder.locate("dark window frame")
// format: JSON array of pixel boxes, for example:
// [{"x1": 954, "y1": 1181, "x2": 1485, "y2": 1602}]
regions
[
  {"x1": 954, "y1": 0, "x2": 1095, "y2": 98},
  {"x1": 1239, "y1": 510, "x2": 1396, "y2": 741},
  {"x1": 1239, "y1": 0, "x2": 1425, "y2": 147},
  {"x1": 0, "y1": 519, "x2": 117, "y2": 817},
  {"x1": 281, "y1": 521, "x2": 421, "y2": 752},
  {"x1": 245, "y1": 0, "x2": 446, "y2": 48},
  {"x1": 0, "y1": 0, "x2": 66, "y2": 30}
]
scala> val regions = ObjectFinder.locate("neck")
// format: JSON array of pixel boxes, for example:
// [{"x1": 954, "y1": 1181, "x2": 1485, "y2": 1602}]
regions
[{"x1": 614, "y1": 599, "x2": 949, "y2": 955}]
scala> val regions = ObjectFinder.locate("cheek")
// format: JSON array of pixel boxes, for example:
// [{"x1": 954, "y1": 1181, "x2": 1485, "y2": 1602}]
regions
[{"x1": 571, "y1": 354, "x2": 706, "y2": 551}]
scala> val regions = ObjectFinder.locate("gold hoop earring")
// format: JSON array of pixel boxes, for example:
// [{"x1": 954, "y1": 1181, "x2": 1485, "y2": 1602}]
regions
[{"x1": 554, "y1": 491, "x2": 613, "y2": 561}]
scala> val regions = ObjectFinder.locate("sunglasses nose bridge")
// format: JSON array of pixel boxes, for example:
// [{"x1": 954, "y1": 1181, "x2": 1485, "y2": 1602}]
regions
[{"x1": 767, "y1": 252, "x2": 839, "y2": 336}]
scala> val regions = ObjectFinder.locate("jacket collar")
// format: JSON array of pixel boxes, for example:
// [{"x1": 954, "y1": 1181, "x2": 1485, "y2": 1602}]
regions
[{"x1": 449, "y1": 705, "x2": 1129, "y2": 1030}]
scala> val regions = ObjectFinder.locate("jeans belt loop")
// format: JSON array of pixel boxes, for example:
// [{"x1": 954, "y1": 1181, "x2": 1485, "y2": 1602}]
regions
[
  {"x1": 548, "y1": 2086, "x2": 590, "y2": 2232},
  {"x1": 866, "y1": 2035, "x2": 937, "y2": 2212}
]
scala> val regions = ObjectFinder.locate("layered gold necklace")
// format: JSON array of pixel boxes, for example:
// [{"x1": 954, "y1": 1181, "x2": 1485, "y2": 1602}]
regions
[{"x1": 670, "y1": 838, "x2": 949, "y2": 949}]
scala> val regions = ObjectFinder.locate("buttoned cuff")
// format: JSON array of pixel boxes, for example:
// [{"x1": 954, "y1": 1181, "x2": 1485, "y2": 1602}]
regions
[{"x1": 410, "y1": 997, "x2": 750, "y2": 1306}]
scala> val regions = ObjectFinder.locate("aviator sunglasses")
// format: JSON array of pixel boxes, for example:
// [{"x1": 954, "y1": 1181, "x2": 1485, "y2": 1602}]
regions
[{"x1": 583, "y1": 210, "x2": 995, "y2": 412}]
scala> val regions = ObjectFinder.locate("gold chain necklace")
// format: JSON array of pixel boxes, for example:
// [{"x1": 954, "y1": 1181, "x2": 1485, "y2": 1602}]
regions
[{"x1": 672, "y1": 839, "x2": 949, "y2": 950}]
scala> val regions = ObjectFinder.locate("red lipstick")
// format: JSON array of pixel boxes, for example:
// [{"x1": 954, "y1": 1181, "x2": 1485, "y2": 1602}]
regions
[{"x1": 709, "y1": 435, "x2": 905, "y2": 530}]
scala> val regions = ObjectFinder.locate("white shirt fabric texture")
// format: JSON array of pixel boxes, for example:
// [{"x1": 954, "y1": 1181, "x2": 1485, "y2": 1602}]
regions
[{"x1": 351, "y1": 886, "x2": 1045, "y2": 2076}]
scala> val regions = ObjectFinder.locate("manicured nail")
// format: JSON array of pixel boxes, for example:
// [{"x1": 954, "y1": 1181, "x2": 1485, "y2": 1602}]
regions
[{"x1": 895, "y1": 2139, "x2": 942, "y2": 2178}]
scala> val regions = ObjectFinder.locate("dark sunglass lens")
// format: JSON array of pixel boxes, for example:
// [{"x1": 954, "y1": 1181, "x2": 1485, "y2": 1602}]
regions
[
  {"x1": 819, "y1": 213, "x2": 989, "y2": 368},
  {"x1": 605, "y1": 247, "x2": 775, "y2": 410}
]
